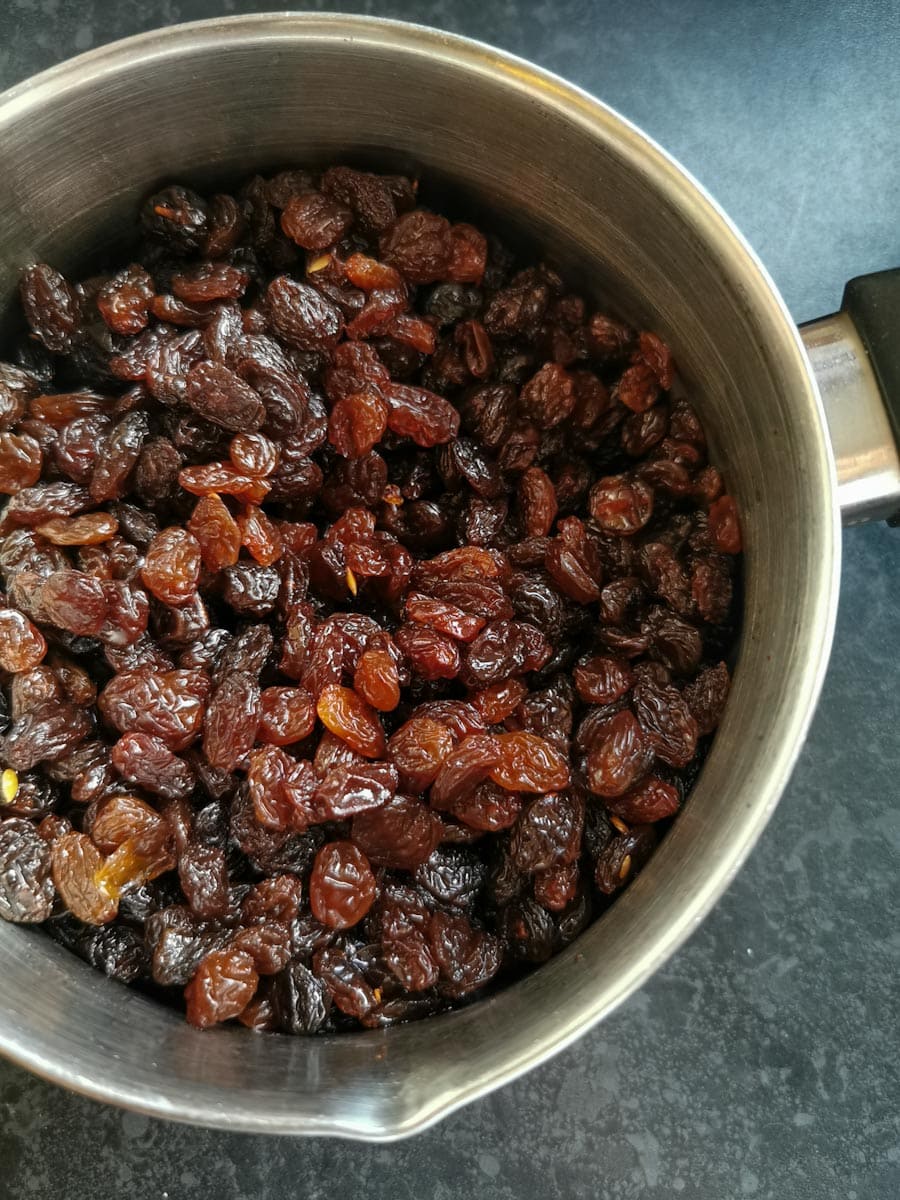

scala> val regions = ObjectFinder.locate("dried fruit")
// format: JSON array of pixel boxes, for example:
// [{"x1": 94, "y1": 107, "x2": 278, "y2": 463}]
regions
[
  {"x1": 352, "y1": 793, "x2": 442, "y2": 870},
  {"x1": 50, "y1": 831, "x2": 117, "y2": 925},
  {"x1": 187, "y1": 494, "x2": 241, "y2": 572},
  {"x1": 430, "y1": 734, "x2": 501, "y2": 810},
  {"x1": 490, "y1": 732, "x2": 571, "y2": 793},
  {"x1": 574, "y1": 656, "x2": 634, "y2": 705},
  {"x1": 309, "y1": 840, "x2": 376, "y2": 929},
  {"x1": 20, "y1": 264, "x2": 81, "y2": 353},
  {"x1": 141, "y1": 527, "x2": 201, "y2": 606},
  {"x1": 0, "y1": 165, "x2": 739, "y2": 1035},
  {"x1": 0, "y1": 432, "x2": 43, "y2": 494},
  {"x1": 281, "y1": 191, "x2": 353, "y2": 250},
  {"x1": 708, "y1": 494, "x2": 742, "y2": 554},
  {"x1": 589, "y1": 475, "x2": 654, "y2": 535},
  {"x1": 387, "y1": 717, "x2": 454, "y2": 793},
  {"x1": 203, "y1": 672, "x2": 261, "y2": 771},
  {"x1": 111, "y1": 732, "x2": 196, "y2": 800},
  {"x1": 0, "y1": 817, "x2": 55, "y2": 922},
  {"x1": 0, "y1": 609, "x2": 46, "y2": 673},
  {"x1": 518, "y1": 466, "x2": 558, "y2": 537},
  {"x1": 354, "y1": 648, "x2": 401, "y2": 712},
  {"x1": 266, "y1": 276, "x2": 343, "y2": 351},
  {"x1": 99, "y1": 667, "x2": 208, "y2": 751},
  {"x1": 185, "y1": 948, "x2": 258, "y2": 1028}
]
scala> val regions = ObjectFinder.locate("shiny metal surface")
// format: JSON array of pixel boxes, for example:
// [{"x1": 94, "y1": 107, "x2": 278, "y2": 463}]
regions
[
  {"x1": 801, "y1": 312, "x2": 900, "y2": 524},
  {"x1": 0, "y1": 14, "x2": 840, "y2": 1139}
]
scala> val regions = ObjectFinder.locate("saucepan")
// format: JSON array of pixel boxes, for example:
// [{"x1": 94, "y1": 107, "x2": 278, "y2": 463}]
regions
[{"x1": 0, "y1": 13, "x2": 897, "y2": 1139}]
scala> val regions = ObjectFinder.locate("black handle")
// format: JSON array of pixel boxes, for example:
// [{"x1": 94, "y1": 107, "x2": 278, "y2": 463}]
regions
[
  {"x1": 841, "y1": 269, "x2": 900, "y2": 526},
  {"x1": 842, "y1": 268, "x2": 900, "y2": 453}
]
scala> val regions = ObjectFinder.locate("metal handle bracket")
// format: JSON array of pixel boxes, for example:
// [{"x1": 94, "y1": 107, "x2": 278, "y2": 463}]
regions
[{"x1": 800, "y1": 309, "x2": 900, "y2": 525}]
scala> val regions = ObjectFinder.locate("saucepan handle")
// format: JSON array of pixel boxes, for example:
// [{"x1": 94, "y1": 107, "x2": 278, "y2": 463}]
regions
[{"x1": 800, "y1": 269, "x2": 900, "y2": 526}]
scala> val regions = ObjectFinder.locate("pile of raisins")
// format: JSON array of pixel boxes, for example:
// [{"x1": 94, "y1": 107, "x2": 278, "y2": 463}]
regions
[{"x1": 0, "y1": 166, "x2": 740, "y2": 1033}]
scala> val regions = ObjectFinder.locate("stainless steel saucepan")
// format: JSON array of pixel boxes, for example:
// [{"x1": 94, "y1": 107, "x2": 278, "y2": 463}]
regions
[{"x1": 0, "y1": 14, "x2": 897, "y2": 1140}]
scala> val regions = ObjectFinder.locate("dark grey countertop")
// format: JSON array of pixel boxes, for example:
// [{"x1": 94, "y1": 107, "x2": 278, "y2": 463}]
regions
[{"x1": 0, "y1": 2, "x2": 898, "y2": 1197}]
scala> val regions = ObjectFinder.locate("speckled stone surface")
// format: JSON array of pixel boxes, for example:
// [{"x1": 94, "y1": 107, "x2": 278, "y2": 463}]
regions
[{"x1": 0, "y1": 1, "x2": 898, "y2": 1196}]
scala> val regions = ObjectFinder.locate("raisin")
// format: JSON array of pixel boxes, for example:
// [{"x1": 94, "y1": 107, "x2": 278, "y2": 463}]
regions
[
  {"x1": 574, "y1": 656, "x2": 634, "y2": 705},
  {"x1": 99, "y1": 667, "x2": 208, "y2": 751},
  {"x1": 683, "y1": 661, "x2": 731, "y2": 735},
  {"x1": 313, "y1": 761, "x2": 397, "y2": 821},
  {"x1": 490, "y1": 732, "x2": 570, "y2": 793},
  {"x1": 461, "y1": 620, "x2": 550, "y2": 687},
  {"x1": 708, "y1": 494, "x2": 742, "y2": 554},
  {"x1": 353, "y1": 648, "x2": 401, "y2": 712},
  {"x1": 510, "y1": 791, "x2": 583, "y2": 873},
  {"x1": 430, "y1": 734, "x2": 501, "y2": 811},
  {"x1": 428, "y1": 910, "x2": 501, "y2": 997},
  {"x1": 395, "y1": 623, "x2": 461, "y2": 681},
  {"x1": 248, "y1": 745, "x2": 315, "y2": 832},
  {"x1": 251, "y1": 686, "x2": 313, "y2": 746},
  {"x1": 178, "y1": 842, "x2": 230, "y2": 919},
  {"x1": 89, "y1": 411, "x2": 149, "y2": 503},
  {"x1": 384, "y1": 382, "x2": 460, "y2": 447},
  {"x1": 50, "y1": 831, "x2": 117, "y2": 925},
  {"x1": 589, "y1": 475, "x2": 654, "y2": 535},
  {"x1": 484, "y1": 282, "x2": 549, "y2": 339},
  {"x1": 232, "y1": 922, "x2": 292, "y2": 976},
  {"x1": 35, "y1": 513, "x2": 118, "y2": 547},
  {"x1": 387, "y1": 717, "x2": 455, "y2": 793},
  {"x1": 0, "y1": 609, "x2": 46, "y2": 673},
  {"x1": 111, "y1": 732, "x2": 196, "y2": 801},
  {"x1": 328, "y1": 389, "x2": 389, "y2": 459},
  {"x1": 20, "y1": 264, "x2": 81, "y2": 353},
  {"x1": 450, "y1": 780, "x2": 519, "y2": 832},
  {"x1": 0, "y1": 432, "x2": 43, "y2": 495},
  {"x1": 222, "y1": 563, "x2": 281, "y2": 615},
  {"x1": 316, "y1": 684, "x2": 385, "y2": 758},
  {"x1": 203, "y1": 672, "x2": 261, "y2": 771},
  {"x1": 230, "y1": 432, "x2": 278, "y2": 477},
  {"x1": 534, "y1": 862, "x2": 579, "y2": 912},
  {"x1": 7, "y1": 669, "x2": 58, "y2": 726},
  {"x1": 518, "y1": 466, "x2": 558, "y2": 537},
  {"x1": 416, "y1": 846, "x2": 486, "y2": 909},
  {"x1": 172, "y1": 263, "x2": 249, "y2": 303},
  {"x1": 266, "y1": 276, "x2": 343, "y2": 352},
  {"x1": 141, "y1": 527, "x2": 201, "y2": 606},
  {"x1": 594, "y1": 825, "x2": 657, "y2": 894},
  {"x1": 323, "y1": 166, "x2": 401, "y2": 235},
  {"x1": 2, "y1": 701, "x2": 91, "y2": 772},
  {"x1": 187, "y1": 494, "x2": 241, "y2": 572},
  {"x1": 272, "y1": 961, "x2": 329, "y2": 1035},
  {"x1": 519, "y1": 363, "x2": 576, "y2": 429},
  {"x1": 5, "y1": 481, "x2": 91, "y2": 527},
  {"x1": 615, "y1": 362, "x2": 660, "y2": 413},
  {"x1": 0, "y1": 817, "x2": 55, "y2": 922},
  {"x1": 605, "y1": 775, "x2": 680, "y2": 823},
  {"x1": 185, "y1": 947, "x2": 258, "y2": 1028},
  {"x1": 183, "y1": 361, "x2": 266, "y2": 433},
  {"x1": 470, "y1": 678, "x2": 528, "y2": 724},
  {"x1": 281, "y1": 191, "x2": 353, "y2": 249},
  {"x1": 142, "y1": 185, "x2": 209, "y2": 252},
  {"x1": 150, "y1": 908, "x2": 229, "y2": 987},
  {"x1": 632, "y1": 679, "x2": 699, "y2": 768},
  {"x1": 309, "y1": 841, "x2": 376, "y2": 930},
  {"x1": 352, "y1": 794, "x2": 442, "y2": 870}
]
